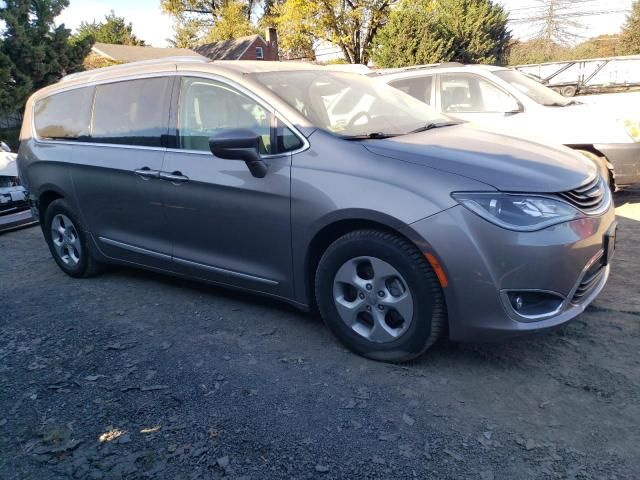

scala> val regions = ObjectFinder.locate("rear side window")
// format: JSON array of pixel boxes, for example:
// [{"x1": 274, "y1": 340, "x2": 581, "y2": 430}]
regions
[
  {"x1": 92, "y1": 77, "x2": 172, "y2": 147},
  {"x1": 390, "y1": 76, "x2": 433, "y2": 105},
  {"x1": 34, "y1": 87, "x2": 94, "y2": 140}
]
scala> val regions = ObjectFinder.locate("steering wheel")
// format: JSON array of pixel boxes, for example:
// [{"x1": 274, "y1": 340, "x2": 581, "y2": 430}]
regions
[{"x1": 347, "y1": 111, "x2": 371, "y2": 129}]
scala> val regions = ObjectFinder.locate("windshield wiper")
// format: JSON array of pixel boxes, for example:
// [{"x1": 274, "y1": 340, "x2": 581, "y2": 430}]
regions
[
  {"x1": 544, "y1": 101, "x2": 572, "y2": 107},
  {"x1": 343, "y1": 132, "x2": 400, "y2": 141},
  {"x1": 408, "y1": 121, "x2": 460, "y2": 134}
]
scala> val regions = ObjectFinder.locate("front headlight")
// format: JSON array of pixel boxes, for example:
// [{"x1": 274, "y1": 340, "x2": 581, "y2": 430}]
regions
[
  {"x1": 452, "y1": 192, "x2": 584, "y2": 231},
  {"x1": 622, "y1": 119, "x2": 640, "y2": 142}
]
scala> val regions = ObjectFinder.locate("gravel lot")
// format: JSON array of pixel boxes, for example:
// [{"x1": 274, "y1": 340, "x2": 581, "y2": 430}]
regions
[{"x1": 1, "y1": 191, "x2": 639, "y2": 479}]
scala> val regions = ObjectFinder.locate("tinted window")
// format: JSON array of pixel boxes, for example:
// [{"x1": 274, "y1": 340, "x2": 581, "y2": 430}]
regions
[
  {"x1": 92, "y1": 77, "x2": 172, "y2": 147},
  {"x1": 34, "y1": 87, "x2": 94, "y2": 140},
  {"x1": 390, "y1": 76, "x2": 433, "y2": 105},
  {"x1": 178, "y1": 77, "x2": 273, "y2": 154}
]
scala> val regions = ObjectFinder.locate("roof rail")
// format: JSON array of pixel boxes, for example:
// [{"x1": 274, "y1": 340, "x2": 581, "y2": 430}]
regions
[
  {"x1": 60, "y1": 55, "x2": 210, "y2": 83},
  {"x1": 371, "y1": 62, "x2": 465, "y2": 75}
]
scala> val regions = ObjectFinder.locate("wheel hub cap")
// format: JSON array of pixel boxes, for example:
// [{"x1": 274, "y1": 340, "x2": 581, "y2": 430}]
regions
[
  {"x1": 332, "y1": 256, "x2": 414, "y2": 344},
  {"x1": 51, "y1": 214, "x2": 82, "y2": 266}
]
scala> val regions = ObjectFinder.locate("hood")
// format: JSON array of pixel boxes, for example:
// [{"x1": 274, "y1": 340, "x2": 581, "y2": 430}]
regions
[
  {"x1": 531, "y1": 102, "x2": 633, "y2": 145},
  {"x1": 0, "y1": 152, "x2": 18, "y2": 177},
  {"x1": 363, "y1": 124, "x2": 595, "y2": 193}
]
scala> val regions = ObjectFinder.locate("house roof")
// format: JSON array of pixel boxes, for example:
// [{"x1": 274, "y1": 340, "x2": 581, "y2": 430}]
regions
[
  {"x1": 91, "y1": 42, "x2": 202, "y2": 63},
  {"x1": 195, "y1": 35, "x2": 265, "y2": 61}
]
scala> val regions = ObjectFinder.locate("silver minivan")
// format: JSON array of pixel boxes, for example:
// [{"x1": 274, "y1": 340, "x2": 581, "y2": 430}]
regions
[{"x1": 18, "y1": 59, "x2": 616, "y2": 361}]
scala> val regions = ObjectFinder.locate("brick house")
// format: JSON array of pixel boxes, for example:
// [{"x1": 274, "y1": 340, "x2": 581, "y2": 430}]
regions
[{"x1": 195, "y1": 28, "x2": 279, "y2": 61}]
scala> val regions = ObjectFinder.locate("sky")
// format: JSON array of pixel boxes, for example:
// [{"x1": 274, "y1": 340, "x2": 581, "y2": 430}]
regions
[{"x1": 56, "y1": 0, "x2": 635, "y2": 48}]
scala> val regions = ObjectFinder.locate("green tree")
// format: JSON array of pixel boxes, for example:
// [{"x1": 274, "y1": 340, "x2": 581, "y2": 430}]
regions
[
  {"x1": 0, "y1": 0, "x2": 92, "y2": 114},
  {"x1": 619, "y1": 1, "x2": 640, "y2": 55},
  {"x1": 271, "y1": 0, "x2": 316, "y2": 60},
  {"x1": 572, "y1": 35, "x2": 619, "y2": 59},
  {"x1": 75, "y1": 10, "x2": 146, "y2": 46},
  {"x1": 507, "y1": 38, "x2": 570, "y2": 65},
  {"x1": 205, "y1": 1, "x2": 258, "y2": 42},
  {"x1": 373, "y1": 0, "x2": 510, "y2": 68},
  {"x1": 162, "y1": 0, "x2": 259, "y2": 44},
  {"x1": 274, "y1": 0, "x2": 395, "y2": 64},
  {"x1": 167, "y1": 18, "x2": 205, "y2": 48}
]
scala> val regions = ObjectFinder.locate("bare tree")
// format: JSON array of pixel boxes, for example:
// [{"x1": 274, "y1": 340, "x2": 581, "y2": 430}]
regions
[{"x1": 535, "y1": 0, "x2": 583, "y2": 45}]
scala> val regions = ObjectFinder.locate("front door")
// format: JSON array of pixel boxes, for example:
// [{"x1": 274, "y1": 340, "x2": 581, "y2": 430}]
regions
[
  {"x1": 70, "y1": 76, "x2": 174, "y2": 268},
  {"x1": 161, "y1": 76, "x2": 295, "y2": 297}
]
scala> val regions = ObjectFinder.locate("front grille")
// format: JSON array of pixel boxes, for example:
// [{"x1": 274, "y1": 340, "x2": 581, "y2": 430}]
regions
[
  {"x1": 572, "y1": 257, "x2": 605, "y2": 303},
  {"x1": 558, "y1": 176, "x2": 607, "y2": 213}
]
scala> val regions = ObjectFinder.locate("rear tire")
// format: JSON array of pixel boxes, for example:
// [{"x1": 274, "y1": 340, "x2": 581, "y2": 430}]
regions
[
  {"x1": 43, "y1": 199, "x2": 101, "y2": 278},
  {"x1": 315, "y1": 229, "x2": 446, "y2": 362}
]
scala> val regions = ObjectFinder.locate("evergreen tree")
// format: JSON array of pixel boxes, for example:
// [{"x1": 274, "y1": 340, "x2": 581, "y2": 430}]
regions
[
  {"x1": 75, "y1": 11, "x2": 146, "y2": 46},
  {"x1": 373, "y1": 0, "x2": 510, "y2": 68},
  {"x1": 619, "y1": 1, "x2": 640, "y2": 55},
  {"x1": 0, "y1": 0, "x2": 92, "y2": 114}
]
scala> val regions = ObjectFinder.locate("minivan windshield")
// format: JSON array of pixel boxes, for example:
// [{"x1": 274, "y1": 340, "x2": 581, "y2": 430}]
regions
[
  {"x1": 493, "y1": 69, "x2": 573, "y2": 107},
  {"x1": 251, "y1": 71, "x2": 452, "y2": 138}
]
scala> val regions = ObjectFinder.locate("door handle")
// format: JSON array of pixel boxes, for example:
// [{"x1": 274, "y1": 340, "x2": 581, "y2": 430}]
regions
[
  {"x1": 134, "y1": 167, "x2": 160, "y2": 180},
  {"x1": 159, "y1": 171, "x2": 189, "y2": 184}
]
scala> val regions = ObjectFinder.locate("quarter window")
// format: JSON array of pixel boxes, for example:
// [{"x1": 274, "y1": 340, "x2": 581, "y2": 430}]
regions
[
  {"x1": 34, "y1": 87, "x2": 94, "y2": 140},
  {"x1": 178, "y1": 77, "x2": 273, "y2": 154},
  {"x1": 389, "y1": 76, "x2": 433, "y2": 105},
  {"x1": 91, "y1": 77, "x2": 172, "y2": 147}
]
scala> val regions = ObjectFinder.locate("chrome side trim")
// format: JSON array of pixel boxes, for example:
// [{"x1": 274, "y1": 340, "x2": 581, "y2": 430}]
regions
[
  {"x1": 98, "y1": 237, "x2": 172, "y2": 261},
  {"x1": 32, "y1": 139, "x2": 167, "y2": 152},
  {"x1": 172, "y1": 257, "x2": 279, "y2": 285}
]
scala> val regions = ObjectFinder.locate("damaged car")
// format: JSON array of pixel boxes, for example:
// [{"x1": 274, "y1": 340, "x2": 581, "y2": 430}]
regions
[{"x1": 1, "y1": 141, "x2": 36, "y2": 232}]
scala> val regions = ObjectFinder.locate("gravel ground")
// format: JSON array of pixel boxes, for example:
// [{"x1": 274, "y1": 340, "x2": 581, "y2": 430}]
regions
[{"x1": 1, "y1": 191, "x2": 639, "y2": 479}]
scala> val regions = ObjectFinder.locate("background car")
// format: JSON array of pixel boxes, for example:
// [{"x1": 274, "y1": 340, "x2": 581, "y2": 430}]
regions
[
  {"x1": 1, "y1": 141, "x2": 36, "y2": 232},
  {"x1": 372, "y1": 64, "x2": 640, "y2": 189}
]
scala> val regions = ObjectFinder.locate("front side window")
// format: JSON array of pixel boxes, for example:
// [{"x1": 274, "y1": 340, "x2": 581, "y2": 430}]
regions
[
  {"x1": 251, "y1": 71, "x2": 450, "y2": 138},
  {"x1": 178, "y1": 77, "x2": 273, "y2": 154},
  {"x1": 440, "y1": 73, "x2": 519, "y2": 113},
  {"x1": 389, "y1": 76, "x2": 433, "y2": 105},
  {"x1": 92, "y1": 77, "x2": 172, "y2": 147},
  {"x1": 34, "y1": 87, "x2": 95, "y2": 140}
]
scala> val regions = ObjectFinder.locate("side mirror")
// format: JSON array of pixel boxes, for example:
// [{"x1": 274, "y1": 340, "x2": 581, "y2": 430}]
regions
[{"x1": 209, "y1": 129, "x2": 268, "y2": 178}]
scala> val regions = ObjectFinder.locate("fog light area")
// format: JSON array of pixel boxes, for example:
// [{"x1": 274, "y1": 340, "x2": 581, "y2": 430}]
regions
[{"x1": 506, "y1": 291, "x2": 564, "y2": 320}]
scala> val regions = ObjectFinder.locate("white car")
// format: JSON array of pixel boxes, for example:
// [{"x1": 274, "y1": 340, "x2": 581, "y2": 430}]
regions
[
  {"x1": 373, "y1": 64, "x2": 640, "y2": 188},
  {"x1": 1, "y1": 141, "x2": 36, "y2": 232}
]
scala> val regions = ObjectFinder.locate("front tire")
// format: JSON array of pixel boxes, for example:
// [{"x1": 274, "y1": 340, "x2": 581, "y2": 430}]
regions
[
  {"x1": 315, "y1": 230, "x2": 446, "y2": 362},
  {"x1": 43, "y1": 199, "x2": 101, "y2": 278}
]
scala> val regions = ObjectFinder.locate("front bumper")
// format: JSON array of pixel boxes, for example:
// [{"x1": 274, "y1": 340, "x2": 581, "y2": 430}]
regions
[
  {"x1": 406, "y1": 203, "x2": 616, "y2": 342},
  {"x1": 595, "y1": 143, "x2": 640, "y2": 186}
]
